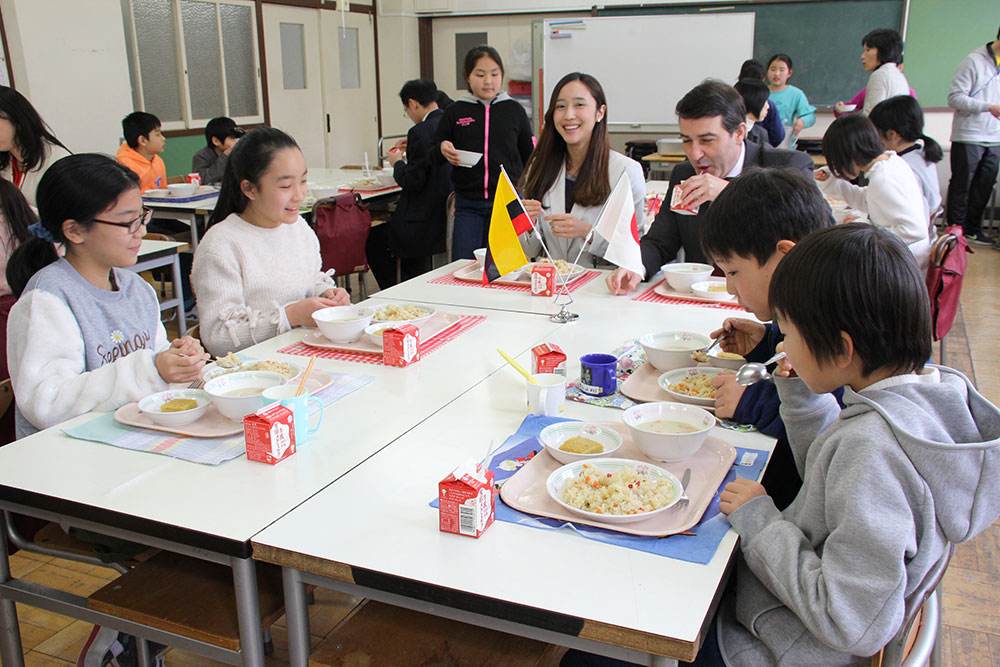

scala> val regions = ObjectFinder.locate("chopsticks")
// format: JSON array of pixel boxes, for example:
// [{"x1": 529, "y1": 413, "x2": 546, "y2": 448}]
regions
[{"x1": 295, "y1": 356, "x2": 316, "y2": 396}]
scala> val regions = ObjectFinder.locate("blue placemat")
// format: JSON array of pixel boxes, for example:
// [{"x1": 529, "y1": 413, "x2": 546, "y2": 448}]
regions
[{"x1": 432, "y1": 415, "x2": 769, "y2": 565}]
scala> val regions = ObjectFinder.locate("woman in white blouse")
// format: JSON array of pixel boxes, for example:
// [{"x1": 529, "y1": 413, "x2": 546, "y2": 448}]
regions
[
  {"x1": 519, "y1": 72, "x2": 646, "y2": 267},
  {"x1": 815, "y1": 114, "x2": 930, "y2": 272}
]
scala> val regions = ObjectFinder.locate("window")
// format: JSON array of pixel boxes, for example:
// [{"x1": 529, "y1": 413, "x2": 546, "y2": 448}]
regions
[{"x1": 122, "y1": 0, "x2": 263, "y2": 130}]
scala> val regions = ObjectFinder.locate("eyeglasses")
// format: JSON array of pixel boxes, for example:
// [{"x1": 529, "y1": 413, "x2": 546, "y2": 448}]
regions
[{"x1": 92, "y1": 207, "x2": 153, "y2": 234}]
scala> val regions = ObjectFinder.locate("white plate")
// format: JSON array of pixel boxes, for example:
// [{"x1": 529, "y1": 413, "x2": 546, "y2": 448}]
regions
[
  {"x1": 202, "y1": 358, "x2": 300, "y2": 382},
  {"x1": 690, "y1": 280, "x2": 736, "y2": 302},
  {"x1": 522, "y1": 261, "x2": 586, "y2": 279},
  {"x1": 144, "y1": 189, "x2": 170, "y2": 197},
  {"x1": 545, "y1": 458, "x2": 682, "y2": 524},
  {"x1": 370, "y1": 303, "x2": 436, "y2": 327},
  {"x1": 657, "y1": 367, "x2": 727, "y2": 407},
  {"x1": 454, "y1": 149, "x2": 483, "y2": 167}
]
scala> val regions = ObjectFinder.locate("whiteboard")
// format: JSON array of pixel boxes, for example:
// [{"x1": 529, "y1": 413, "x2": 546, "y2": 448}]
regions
[{"x1": 542, "y1": 14, "x2": 755, "y2": 127}]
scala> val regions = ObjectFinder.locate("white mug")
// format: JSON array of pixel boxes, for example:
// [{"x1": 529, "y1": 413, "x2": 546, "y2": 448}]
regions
[{"x1": 526, "y1": 373, "x2": 566, "y2": 416}]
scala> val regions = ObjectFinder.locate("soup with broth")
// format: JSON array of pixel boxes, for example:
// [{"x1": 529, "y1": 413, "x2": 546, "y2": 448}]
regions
[
  {"x1": 638, "y1": 420, "x2": 702, "y2": 434},
  {"x1": 222, "y1": 387, "x2": 266, "y2": 398}
]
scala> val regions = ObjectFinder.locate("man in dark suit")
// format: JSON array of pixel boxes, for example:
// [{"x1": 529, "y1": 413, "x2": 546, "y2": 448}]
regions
[
  {"x1": 607, "y1": 80, "x2": 814, "y2": 294},
  {"x1": 366, "y1": 79, "x2": 453, "y2": 288}
]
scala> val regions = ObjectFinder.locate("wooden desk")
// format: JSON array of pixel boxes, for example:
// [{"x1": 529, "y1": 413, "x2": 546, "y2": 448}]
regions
[{"x1": 643, "y1": 151, "x2": 827, "y2": 168}]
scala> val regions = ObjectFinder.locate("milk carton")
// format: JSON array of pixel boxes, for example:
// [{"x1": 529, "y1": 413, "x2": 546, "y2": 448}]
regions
[
  {"x1": 532, "y1": 343, "x2": 567, "y2": 376},
  {"x1": 670, "y1": 183, "x2": 700, "y2": 215},
  {"x1": 438, "y1": 459, "x2": 495, "y2": 538},
  {"x1": 530, "y1": 264, "x2": 556, "y2": 296},
  {"x1": 244, "y1": 403, "x2": 296, "y2": 465},
  {"x1": 383, "y1": 324, "x2": 420, "y2": 367}
]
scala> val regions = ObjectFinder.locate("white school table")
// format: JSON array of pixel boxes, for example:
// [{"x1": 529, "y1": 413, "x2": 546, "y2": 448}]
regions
[
  {"x1": 144, "y1": 168, "x2": 401, "y2": 250},
  {"x1": 252, "y1": 310, "x2": 777, "y2": 666},
  {"x1": 0, "y1": 302, "x2": 563, "y2": 667},
  {"x1": 131, "y1": 239, "x2": 188, "y2": 333}
]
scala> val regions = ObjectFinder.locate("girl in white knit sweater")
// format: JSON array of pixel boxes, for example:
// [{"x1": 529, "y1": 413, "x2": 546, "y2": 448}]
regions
[
  {"x1": 192, "y1": 128, "x2": 349, "y2": 356},
  {"x1": 815, "y1": 114, "x2": 931, "y2": 272}
]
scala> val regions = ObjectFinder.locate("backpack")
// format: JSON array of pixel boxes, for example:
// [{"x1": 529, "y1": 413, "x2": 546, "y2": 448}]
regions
[
  {"x1": 313, "y1": 193, "x2": 372, "y2": 279},
  {"x1": 925, "y1": 225, "x2": 972, "y2": 342}
]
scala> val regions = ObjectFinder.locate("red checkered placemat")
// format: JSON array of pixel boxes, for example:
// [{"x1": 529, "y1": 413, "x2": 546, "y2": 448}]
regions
[
  {"x1": 428, "y1": 261, "x2": 600, "y2": 293},
  {"x1": 277, "y1": 314, "x2": 486, "y2": 365},
  {"x1": 633, "y1": 280, "x2": 743, "y2": 310}
]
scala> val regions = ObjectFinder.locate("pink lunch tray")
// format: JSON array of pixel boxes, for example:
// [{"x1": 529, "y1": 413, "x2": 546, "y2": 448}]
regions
[
  {"x1": 451, "y1": 261, "x2": 590, "y2": 287},
  {"x1": 499, "y1": 422, "x2": 736, "y2": 537},
  {"x1": 113, "y1": 403, "x2": 243, "y2": 438},
  {"x1": 299, "y1": 311, "x2": 463, "y2": 355}
]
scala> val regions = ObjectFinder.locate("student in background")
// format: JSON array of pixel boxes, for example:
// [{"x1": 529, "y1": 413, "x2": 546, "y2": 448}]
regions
[
  {"x1": 115, "y1": 111, "x2": 167, "y2": 193},
  {"x1": 834, "y1": 56, "x2": 916, "y2": 117},
  {"x1": 946, "y1": 26, "x2": 1000, "y2": 247},
  {"x1": 766, "y1": 54, "x2": 816, "y2": 144},
  {"x1": 519, "y1": 72, "x2": 646, "y2": 266},
  {"x1": 366, "y1": 79, "x2": 452, "y2": 288},
  {"x1": 432, "y1": 45, "x2": 534, "y2": 260},
  {"x1": 738, "y1": 60, "x2": 784, "y2": 147},
  {"x1": 870, "y1": 95, "x2": 943, "y2": 217},
  {"x1": 192, "y1": 117, "x2": 244, "y2": 185},
  {"x1": 5, "y1": 154, "x2": 207, "y2": 439},
  {"x1": 816, "y1": 114, "x2": 930, "y2": 270},
  {"x1": 192, "y1": 127, "x2": 349, "y2": 357},
  {"x1": 0, "y1": 86, "x2": 71, "y2": 208},
  {"x1": 733, "y1": 78, "x2": 771, "y2": 146},
  {"x1": 710, "y1": 223, "x2": 1000, "y2": 666},
  {"x1": 859, "y1": 28, "x2": 909, "y2": 115}
]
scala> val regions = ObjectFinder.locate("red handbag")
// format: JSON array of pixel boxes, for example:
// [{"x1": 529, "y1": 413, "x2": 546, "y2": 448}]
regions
[
  {"x1": 313, "y1": 193, "x2": 372, "y2": 278},
  {"x1": 925, "y1": 225, "x2": 972, "y2": 342}
]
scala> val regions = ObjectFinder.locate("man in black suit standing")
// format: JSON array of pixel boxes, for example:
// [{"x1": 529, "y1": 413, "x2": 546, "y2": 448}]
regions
[
  {"x1": 607, "y1": 80, "x2": 814, "y2": 294},
  {"x1": 366, "y1": 79, "x2": 453, "y2": 288}
]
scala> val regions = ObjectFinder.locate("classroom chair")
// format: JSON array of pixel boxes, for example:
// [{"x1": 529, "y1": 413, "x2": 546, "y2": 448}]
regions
[
  {"x1": 313, "y1": 194, "x2": 372, "y2": 300},
  {"x1": 872, "y1": 545, "x2": 953, "y2": 667}
]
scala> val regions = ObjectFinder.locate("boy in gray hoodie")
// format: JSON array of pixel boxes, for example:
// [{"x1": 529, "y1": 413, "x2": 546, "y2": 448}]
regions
[{"x1": 717, "y1": 224, "x2": 1000, "y2": 666}]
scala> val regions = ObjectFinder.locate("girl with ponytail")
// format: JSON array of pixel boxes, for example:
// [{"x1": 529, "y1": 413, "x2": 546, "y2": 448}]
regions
[
  {"x1": 192, "y1": 127, "x2": 349, "y2": 356},
  {"x1": 869, "y1": 95, "x2": 943, "y2": 216}
]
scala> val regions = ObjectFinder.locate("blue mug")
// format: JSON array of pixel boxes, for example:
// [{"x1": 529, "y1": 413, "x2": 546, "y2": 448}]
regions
[{"x1": 579, "y1": 353, "x2": 617, "y2": 396}]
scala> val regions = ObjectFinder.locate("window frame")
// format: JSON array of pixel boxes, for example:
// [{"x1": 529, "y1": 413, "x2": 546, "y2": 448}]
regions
[{"x1": 123, "y1": 0, "x2": 265, "y2": 131}]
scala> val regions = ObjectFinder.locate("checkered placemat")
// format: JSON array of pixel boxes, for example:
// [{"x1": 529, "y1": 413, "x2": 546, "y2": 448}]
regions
[
  {"x1": 633, "y1": 279, "x2": 743, "y2": 310},
  {"x1": 277, "y1": 314, "x2": 487, "y2": 365},
  {"x1": 428, "y1": 261, "x2": 601, "y2": 293}
]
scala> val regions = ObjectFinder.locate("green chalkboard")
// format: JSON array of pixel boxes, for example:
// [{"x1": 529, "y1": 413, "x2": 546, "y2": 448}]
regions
[{"x1": 600, "y1": 0, "x2": 903, "y2": 107}]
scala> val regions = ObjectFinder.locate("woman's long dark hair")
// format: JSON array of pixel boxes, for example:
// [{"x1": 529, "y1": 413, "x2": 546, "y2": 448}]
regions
[
  {"x1": 6, "y1": 154, "x2": 139, "y2": 297},
  {"x1": 520, "y1": 72, "x2": 610, "y2": 208},
  {"x1": 209, "y1": 127, "x2": 300, "y2": 227},
  {"x1": 0, "y1": 86, "x2": 68, "y2": 172},
  {"x1": 0, "y1": 179, "x2": 36, "y2": 251},
  {"x1": 869, "y1": 95, "x2": 943, "y2": 164}
]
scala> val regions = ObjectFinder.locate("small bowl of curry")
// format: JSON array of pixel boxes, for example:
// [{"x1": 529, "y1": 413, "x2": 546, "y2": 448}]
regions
[
  {"x1": 539, "y1": 422, "x2": 623, "y2": 465},
  {"x1": 138, "y1": 389, "x2": 211, "y2": 427}
]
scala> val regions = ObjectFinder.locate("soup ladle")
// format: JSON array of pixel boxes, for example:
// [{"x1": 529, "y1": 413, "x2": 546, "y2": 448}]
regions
[{"x1": 735, "y1": 351, "x2": 787, "y2": 386}]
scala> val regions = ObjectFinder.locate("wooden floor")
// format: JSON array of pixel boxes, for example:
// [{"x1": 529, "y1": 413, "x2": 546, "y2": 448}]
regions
[{"x1": 9, "y1": 246, "x2": 1000, "y2": 666}]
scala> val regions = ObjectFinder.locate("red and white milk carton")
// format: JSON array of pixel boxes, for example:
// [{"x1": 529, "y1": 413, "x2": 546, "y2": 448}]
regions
[
  {"x1": 383, "y1": 323, "x2": 420, "y2": 367},
  {"x1": 438, "y1": 459, "x2": 495, "y2": 538},
  {"x1": 670, "y1": 182, "x2": 700, "y2": 216},
  {"x1": 532, "y1": 343, "x2": 567, "y2": 376},
  {"x1": 243, "y1": 403, "x2": 296, "y2": 465},
  {"x1": 185, "y1": 172, "x2": 202, "y2": 187},
  {"x1": 530, "y1": 263, "x2": 556, "y2": 296}
]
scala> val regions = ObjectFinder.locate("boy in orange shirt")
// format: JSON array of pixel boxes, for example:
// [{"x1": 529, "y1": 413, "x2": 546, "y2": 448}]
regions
[{"x1": 115, "y1": 112, "x2": 166, "y2": 192}]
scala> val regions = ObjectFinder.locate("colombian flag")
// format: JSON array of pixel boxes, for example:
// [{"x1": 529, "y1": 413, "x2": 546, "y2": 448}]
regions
[{"x1": 483, "y1": 166, "x2": 532, "y2": 285}]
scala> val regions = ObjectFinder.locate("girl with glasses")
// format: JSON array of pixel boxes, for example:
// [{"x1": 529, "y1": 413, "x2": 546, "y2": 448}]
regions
[{"x1": 5, "y1": 153, "x2": 208, "y2": 438}]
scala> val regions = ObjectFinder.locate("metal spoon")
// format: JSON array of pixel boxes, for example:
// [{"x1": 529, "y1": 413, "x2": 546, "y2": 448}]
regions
[{"x1": 735, "y1": 351, "x2": 787, "y2": 386}]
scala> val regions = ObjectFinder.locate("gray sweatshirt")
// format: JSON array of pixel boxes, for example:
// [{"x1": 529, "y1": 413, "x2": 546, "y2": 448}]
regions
[
  {"x1": 949, "y1": 43, "x2": 1000, "y2": 144},
  {"x1": 719, "y1": 366, "x2": 1000, "y2": 666}
]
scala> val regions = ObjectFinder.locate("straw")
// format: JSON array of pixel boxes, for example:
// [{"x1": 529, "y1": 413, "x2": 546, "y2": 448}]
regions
[
  {"x1": 497, "y1": 348, "x2": 539, "y2": 384},
  {"x1": 295, "y1": 356, "x2": 316, "y2": 396}
]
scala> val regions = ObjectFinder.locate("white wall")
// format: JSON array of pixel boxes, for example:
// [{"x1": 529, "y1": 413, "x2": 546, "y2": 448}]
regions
[
  {"x1": 377, "y1": 0, "x2": 422, "y2": 140},
  {"x1": 0, "y1": 0, "x2": 133, "y2": 155}
]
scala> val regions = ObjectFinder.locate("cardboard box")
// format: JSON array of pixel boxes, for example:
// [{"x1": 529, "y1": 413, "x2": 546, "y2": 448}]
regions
[
  {"x1": 532, "y1": 343, "x2": 567, "y2": 376},
  {"x1": 244, "y1": 403, "x2": 296, "y2": 465},
  {"x1": 439, "y1": 460, "x2": 495, "y2": 538},
  {"x1": 383, "y1": 323, "x2": 420, "y2": 367},
  {"x1": 670, "y1": 183, "x2": 699, "y2": 216},
  {"x1": 530, "y1": 264, "x2": 556, "y2": 297}
]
